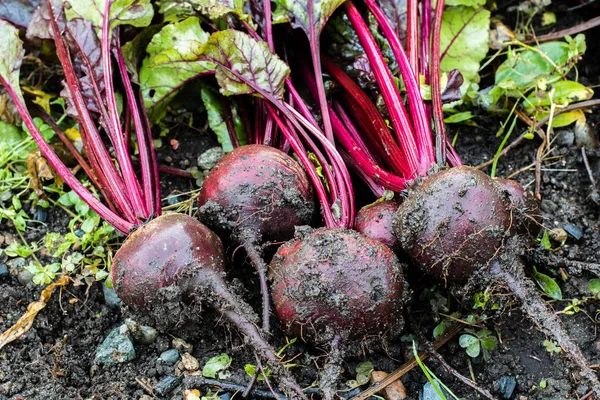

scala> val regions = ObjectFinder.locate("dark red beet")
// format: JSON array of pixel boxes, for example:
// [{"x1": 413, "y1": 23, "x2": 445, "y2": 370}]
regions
[
  {"x1": 269, "y1": 228, "x2": 407, "y2": 342},
  {"x1": 198, "y1": 144, "x2": 315, "y2": 243},
  {"x1": 198, "y1": 144, "x2": 316, "y2": 333},
  {"x1": 494, "y1": 178, "x2": 542, "y2": 237},
  {"x1": 354, "y1": 199, "x2": 401, "y2": 251},
  {"x1": 111, "y1": 213, "x2": 307, "y2": 399},
  {"x1": 394, "y1": 166, "x2": 512, "y2": 282}
]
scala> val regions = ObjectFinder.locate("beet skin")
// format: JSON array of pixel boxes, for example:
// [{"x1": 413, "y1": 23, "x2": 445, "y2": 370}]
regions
[
  {"x1": 269, "y1": 228, "x2": 408, "y2": 343},
  {"x1": 354, "y1": 199, "x2": 401, "y2": 251},
  {"x1": 111, "y1": 213, "x2": 226, "y2": 310},
  {"x1": 394, "y1": 166, "x2": 513, "y2": 282},
  {"x1": 198, "y1": 144, "x2": 315, "y2": 242}
]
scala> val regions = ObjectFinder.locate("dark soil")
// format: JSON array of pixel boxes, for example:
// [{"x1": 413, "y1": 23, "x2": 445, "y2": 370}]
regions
[{"x1": 2, "y1": 1, "x2": 600, "y2": 399}]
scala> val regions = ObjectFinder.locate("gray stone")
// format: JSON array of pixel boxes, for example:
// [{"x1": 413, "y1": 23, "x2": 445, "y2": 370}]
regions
[
  {"x1": 420, "y1": 382, "x2": 452, "y2": 400},
  {"x1": 95, "y1": 325, "x2": 135, "y2": 365},
  {"x1": 159, "y1": 349, "x2": 180, "y2": 364},
  {"x1": 102, "y1": 281, "x2": 122, "y2": 309},
  {"x1": 555, "y1": 129, "x2": 574, "y2": 146},
  {"x1": 0, "y1": 263, "x2": 8, "y2": 277},
  {"x1": 197, "y1": 147, "x2": 224, "y2": 171},
  {"x1": 16, "y1": 269, "x2": 33, "y2": 286},
  {"x1": 498, "y1": 376, "x2": 517, "y2": 399}
]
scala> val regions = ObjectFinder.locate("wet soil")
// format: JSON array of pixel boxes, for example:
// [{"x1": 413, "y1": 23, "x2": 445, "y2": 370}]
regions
[{"x1": 2, "y1": 1, "x2": 600, "y2": 399}]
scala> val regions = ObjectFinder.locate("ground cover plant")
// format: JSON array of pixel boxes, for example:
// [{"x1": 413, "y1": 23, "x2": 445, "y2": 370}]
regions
[{"x1": 1, "y1": 0, "x2": 600, "y2": 399}]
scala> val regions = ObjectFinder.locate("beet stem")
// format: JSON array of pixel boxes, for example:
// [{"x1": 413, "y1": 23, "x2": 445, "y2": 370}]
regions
[{"x1": 490, "y1": 259, "x2": 600, "y2": 396}]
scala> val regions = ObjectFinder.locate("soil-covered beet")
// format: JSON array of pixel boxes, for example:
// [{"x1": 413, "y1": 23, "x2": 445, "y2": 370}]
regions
[
  {"x1": 354, "y1": 199, "x2": 401, "y2": 251},
  {"x1": 269, "y1": 228, "x2": 409, "y2": 343},
  {"x1": 111, "y1": 213, "x2": 226, "y2": 312},
  {"x1": 394, "y1": 166, "x2": 514, "y2": 282},
  {"x1": 198, "y1": 145, "x2": 315, "y2": 243}
]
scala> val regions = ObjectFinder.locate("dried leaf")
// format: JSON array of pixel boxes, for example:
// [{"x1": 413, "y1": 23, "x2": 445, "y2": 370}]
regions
[{"x1": 0, "y1": 277, "x2": 69, "y2": 351}]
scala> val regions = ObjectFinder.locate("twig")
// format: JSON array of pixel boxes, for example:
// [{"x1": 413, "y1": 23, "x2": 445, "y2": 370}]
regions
[
  {"x1": 183, "y1": 376, "x2": 320, "y2": 399},
  {"x1": 522, "y1": 16, "x2": 600, "y2": 44},
  {"x1": 581, "y1": 147, "x2": 597, "y2": 188},
  {"x1": 349, "y1": 323, "x2": 464, "y2": 400},
  {"x1": 411, "y1": 320, "x2": 498, "y2": 400}
]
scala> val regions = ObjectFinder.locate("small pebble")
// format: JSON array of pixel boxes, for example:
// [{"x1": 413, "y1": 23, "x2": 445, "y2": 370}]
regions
[
  {"x1": 197, "y1": 147, "x2": 224, "y2": 171},
  {"x1": 181, "y1": 353, "x2": 200, "y2": 371},
  {"x1": 563, "y1": 223, "x2": 583, "y2": 240},
  {"x1": 555, "y1": 129, "x2": 575, "y2": 146},
  {"x1": 219, "y1": 394, "x2": 232, "y2": 400},
  {"x1": 74, "y1": 229, "x2": 85, "y2": 238},
  {"x1": 95, "y1": 325, "x2": 135, "y2": 365},
  {"x1": 125, "y1": 319, "x2": 158, "y2": 344},
  {"x1": 159, "y1": 349, "x2": 181, "y2": 364},
  {"x1": 172, "y1": 338, "x2": 193, "y2": 352},
  {"x1": 540, "y1": 199, "x2": 558, "y2": 213},
  {"x1": 154, "y1": 375, "x2": 183, "y2": 397},
  {"x1": 498, "y1": 376, "x2": 517, "y2": 399},
  {"x1": 17, "y1": 269, "x2": 33, "y2": 286},
  {"x1": 0, "y1": 263, "x2": 8, "y2": 277},
  {"x1": 420, "y1": 382, "x2": 452, "y2": 400},
  {"x1": 549, "y1": 228, "x2": 568, "y2": 243},
  {"x1": 102, "y1": 281, "x2": 122, "y2": 309},
  {"x1": 32, "y1": 208, "x2": 48, "y2": 222}
]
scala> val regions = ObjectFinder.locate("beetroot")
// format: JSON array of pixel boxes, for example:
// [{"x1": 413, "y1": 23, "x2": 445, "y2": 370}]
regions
[
  {"x1": 394, "y1": 166, "x2": 513, "y2": 282},
  {"x1": 198, "y1": 144, "x2": 315, "y2": 332},
  {"x1": 111, "y1": 213, "x2": 307, "y2": 399},
  {"x1": 354, "y1": 199, "x2": 401, "y2": 251},
  {"x1": 269, "y1": 227, "x2": 408, "y2": 399},
  {"x1": 269, "y1": 228, "x2": 407, "y2": 342},
  {"x1": 394, "y1": 167, "x2": 600, "y2": 395}
]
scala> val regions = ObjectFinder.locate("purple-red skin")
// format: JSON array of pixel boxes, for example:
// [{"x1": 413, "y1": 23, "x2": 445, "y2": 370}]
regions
[
  {"x1": 354, "y1": 199, "x2": 401, "y2": 251},
  {"x1": 394, "y1": 166, "x2": 512, "y2": 282},
  {"x1": 198, "y1": 144, "x2": 315, "y2": 243},
  {"x1": 269, "y1": 228, "x2": 408, "y2": 343},
  {"x1": 111, "y1": 213, "x2": 226, "y2": 310},
  {"x1": 494, "y1": 178, "x2": 542, "y2": 237}
]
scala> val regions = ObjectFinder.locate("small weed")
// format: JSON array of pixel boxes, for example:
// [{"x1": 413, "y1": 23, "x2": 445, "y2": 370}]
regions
[{"x1": 459, "y1": 329, "x2": 498, "y2": 361}]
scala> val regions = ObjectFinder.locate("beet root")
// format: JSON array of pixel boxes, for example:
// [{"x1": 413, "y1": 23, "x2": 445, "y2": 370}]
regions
[
  {"x1": 269, "y1": 227, "x2": 408, "y2": 343},
  {"x1": 354, "y1": 199, "x2": 401, "y2": 251},
  {"x1": 111, "y1": 213, "x2": 307, "y2": 399},
  {"x1": 394, "y1": 166, "x2": 513, "y2": 281},
  {"x1": 198, "y1": 144, "x2": 315, "y2": 243},
  {"x1": 490, "y1": 254, "x2": 600, "y2": 396},
  {"x1": 198, "y1": 144, "x2": 316, "y2": 333}
]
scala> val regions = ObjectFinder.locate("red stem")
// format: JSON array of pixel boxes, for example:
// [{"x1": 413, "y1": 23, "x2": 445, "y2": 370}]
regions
[
  {"x1": 115, "y1": 43, "x2": 156, "y2": 217},
  {"x1": 322, "y1": 55, "x2": 409, "y2": 176},
  {"x1": 345, "y1": 1, "x2": 420, "y2": 176},
  {"x1": 2, "y1": 78, "x2": 133, "y2": 234},
  {"x1": 406, "y1": 0, "x2": 419, "y2": 72},
  {"x1": 45, "y1": 1, "x2": 136, "y2": 222},
  {"x1": 362, "y1": 0, "x2": 435, "y2": 174},
  {"x1": 431, "y1": 0, "x2": 448, "y2": 166},
  {"x1": 101, "y1": 4, "x2": 147, "y2": 219}
]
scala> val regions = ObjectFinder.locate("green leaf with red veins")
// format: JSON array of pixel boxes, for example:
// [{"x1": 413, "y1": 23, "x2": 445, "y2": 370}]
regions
[
  {"x1": 0, "y1": 20, "x2": 26, "y2": 104},
  {"x1": 64, "y1": 0, "x2": 153, "y2": 29},
  {"x1": 140, "y1": 17, "x2": 214, "y2": 120},
  {"x1": 201, "y1": 30, "x2": 290, "y2": 98},
  {"x1": 273, "y1": 0, "x2": 345, "y2": 35}
]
